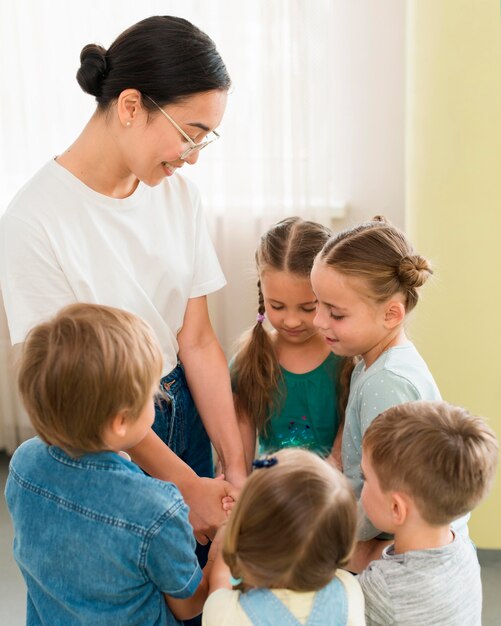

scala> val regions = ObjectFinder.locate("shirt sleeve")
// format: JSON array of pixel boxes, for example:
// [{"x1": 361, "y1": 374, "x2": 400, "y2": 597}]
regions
[
  {"x1": 358, "y1": 565, "x2": 394, "y2": 626},
  {"x1": 202, "y1": 589, "x2": 249, "y2": 626},
  {"x1": 189, "y1": 190, "x2": 226, "y2": 299},
  {"x1": 0, "y1": 214, "x2": 76, "y2": 344},
  {"x1": 357, "y1": 370, "x2": 422, "y2": 434},
  {"x1": 143, "y1": 496, "x2": 202, "y2": 598}
]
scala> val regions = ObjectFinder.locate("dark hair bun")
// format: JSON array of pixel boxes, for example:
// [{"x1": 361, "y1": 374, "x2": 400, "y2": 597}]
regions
[
  {"x1": 76, "y1": 44, "x2": 108, "y2": 97},
  {"x1": 398, "y1": 255, "x2": 433, "y2": 289}
]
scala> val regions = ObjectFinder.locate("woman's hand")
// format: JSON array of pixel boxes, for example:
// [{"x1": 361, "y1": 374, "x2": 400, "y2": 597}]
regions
[
  {"x1": 128, "y1": 431, "x2": 234, "y2": 542},
  {"x1": 183, "y1": 476, "x2": 234, "y2": 544}
]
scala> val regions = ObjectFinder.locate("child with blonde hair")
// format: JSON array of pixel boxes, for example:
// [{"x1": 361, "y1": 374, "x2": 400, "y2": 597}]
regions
[
  {"x1": 203, "y1": 448, "x2": 366, "y2": 625},
  {"x1": 231, "y1": 217, "x2": 353, "y2": 470},
  {"x1": 311, "y1": 217, "x2": 468, "y2": 565},
  {"x1": 359, "y1": 401, "x2": 498, "y2": 625},
  {"x1": 5, "y1": 303, "x2": 216, "y2": 625}
]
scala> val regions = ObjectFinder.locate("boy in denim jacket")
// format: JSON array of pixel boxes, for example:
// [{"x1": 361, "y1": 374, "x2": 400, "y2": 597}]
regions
[
  {"x1": 5, "y1": 303, "x2": 213, "y2": 625},
  {"x1": 358, "y1": 401, "x2": 498, "y2": 626}
]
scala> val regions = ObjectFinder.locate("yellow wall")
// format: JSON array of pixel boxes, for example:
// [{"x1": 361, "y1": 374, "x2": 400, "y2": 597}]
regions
[{"x1": 407, "y1": 0, "x2": 501, "y2": 548}]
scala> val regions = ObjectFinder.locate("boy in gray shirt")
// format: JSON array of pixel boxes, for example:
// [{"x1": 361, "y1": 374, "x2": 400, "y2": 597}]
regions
[{"x1": 358, "y1": 400, "x2": 498, "y2": 626}]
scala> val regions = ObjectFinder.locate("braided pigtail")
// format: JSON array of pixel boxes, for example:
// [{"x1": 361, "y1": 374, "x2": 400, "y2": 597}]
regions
[{"x1": 231, "y1": 280, "x2": 283, "y2": 435}]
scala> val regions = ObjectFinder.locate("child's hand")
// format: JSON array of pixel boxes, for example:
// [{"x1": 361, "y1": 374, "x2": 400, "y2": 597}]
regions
[
  {"x1": 214, "y1": 473, "x2": 236, "y2": 515},
  {"x1": 208, "y1": 524, "x2": 227, "y2": 562},
  {"x1": 328, "y1": 425, "x2": 344, "y2": 471},
  {"x1": 221, "y1": 479, "x2": 242, "y2": 515},
  {"x1": 325, "y1": 453, "x2": 342, "y2": 471},
  {"x1": 222, "y1": 495, "x2": 235, "y2": 515}
]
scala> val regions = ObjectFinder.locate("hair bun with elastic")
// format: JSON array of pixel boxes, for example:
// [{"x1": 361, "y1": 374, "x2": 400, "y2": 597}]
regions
[
  {"x1": 398, "y1": 254, "x2": 433, "y2": 289},
  {"x1": 76, "y1": 43, "x2": 108, "y2": 97}
]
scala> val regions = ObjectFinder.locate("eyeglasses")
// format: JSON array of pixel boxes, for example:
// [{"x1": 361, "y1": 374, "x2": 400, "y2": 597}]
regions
[{"x1": 145, "y1": 95, "x2": 220, "y2": 160}]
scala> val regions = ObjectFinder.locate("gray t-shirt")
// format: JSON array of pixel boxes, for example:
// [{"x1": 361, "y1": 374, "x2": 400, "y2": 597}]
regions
[{"x1": 358, "y1": 534, "x2": 481, "y2": 626}]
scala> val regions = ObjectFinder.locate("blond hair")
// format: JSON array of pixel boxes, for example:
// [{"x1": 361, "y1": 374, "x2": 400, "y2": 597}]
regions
[
  {"x1": 318, "y1": 216, "x2": 433, "y2": 312},
  {"x1": 18, "y1": 303, "x2": 163, "y2": 455},
  {"x1": 363, "y1": 401, "x2": 499, "y2": 525},
  {"x1": 223, "y1": 448, "x2": 357, "y2": 591},
  {"x1": 232, "y1": 217, "x2": 353, "y2": 433}
]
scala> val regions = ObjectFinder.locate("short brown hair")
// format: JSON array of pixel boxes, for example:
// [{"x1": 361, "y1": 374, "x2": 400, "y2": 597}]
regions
[
  {"x1": 18, "y1": 303, "x2": 163, "y2": 454},
  {"x1": 223, "y1": 448, "x2": 357, "y2": 591},
  {"x1": 363, "y1": 401, "x2": 499, "y2": 525}
]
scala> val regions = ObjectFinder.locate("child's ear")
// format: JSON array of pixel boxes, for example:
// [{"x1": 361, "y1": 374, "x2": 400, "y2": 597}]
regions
[
  {"x1": 390, "y1": 492, "x2": 408, "y2": 526},
  {"x1": 109, "y1": 409, "x2": 130, "y2": 439},
  {"x1": 383, "y1": 300, "x2": 406, "y2": 329}
]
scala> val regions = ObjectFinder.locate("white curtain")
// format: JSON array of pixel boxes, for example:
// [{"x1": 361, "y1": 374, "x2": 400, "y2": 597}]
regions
[{"x1": 0, "y1": 0, "x2": 405, "y2": 452}]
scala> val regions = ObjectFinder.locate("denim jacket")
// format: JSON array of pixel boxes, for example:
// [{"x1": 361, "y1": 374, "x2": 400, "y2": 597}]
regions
[{"x1": 5, "y1": 437, "x2": 202, "y2": 625}]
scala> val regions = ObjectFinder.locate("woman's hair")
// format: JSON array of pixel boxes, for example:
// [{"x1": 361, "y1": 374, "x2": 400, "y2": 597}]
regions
[
  {"x1": 223, "y1": 448, "x2": 357, "y2": 591},
  {"x1": 231, "y1": 217, "x2": 336, "y2": 434},
  {"x1": 317, "y1": 216, "x2": 433, "y2": 312},
  {"x1": 76, "y1": 16, "x2": 231, "y2": 112},
  {"x1": 18, "y1": 303, "x2": 163, "y2": 455}
]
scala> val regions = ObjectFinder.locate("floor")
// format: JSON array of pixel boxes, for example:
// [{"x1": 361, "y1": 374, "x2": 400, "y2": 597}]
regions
[{"x1": 1, "y1": 451, "x2": 500, "y2": 624}]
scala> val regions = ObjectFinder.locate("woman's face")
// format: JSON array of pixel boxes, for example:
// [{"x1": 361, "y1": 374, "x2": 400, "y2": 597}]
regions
[{"x1": 121, "y1": 89, "x2": 227, "y2": 187}]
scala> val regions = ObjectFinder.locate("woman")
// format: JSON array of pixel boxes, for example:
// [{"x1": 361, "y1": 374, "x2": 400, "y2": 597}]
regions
[{"x1": 0, "y1": 16, "x2": 246, "y2": 542}]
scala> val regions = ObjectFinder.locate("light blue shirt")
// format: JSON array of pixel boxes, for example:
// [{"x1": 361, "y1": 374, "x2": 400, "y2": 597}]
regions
[
  {"x1": 342, "y1": 343, "x2": 442, "y2": 540},
  {"x1": 5, "y1": 438, "x2": 202, "y2": 625}
]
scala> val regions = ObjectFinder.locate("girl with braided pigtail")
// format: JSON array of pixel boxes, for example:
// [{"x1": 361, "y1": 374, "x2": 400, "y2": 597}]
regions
[{"x1": 231, "y1": 217, "x2": 354, "y2": 472}]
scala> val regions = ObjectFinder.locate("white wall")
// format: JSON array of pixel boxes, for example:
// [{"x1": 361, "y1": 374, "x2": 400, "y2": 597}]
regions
[{"x1": 210, "y1": 1, "x2": 406, "y2": 356}]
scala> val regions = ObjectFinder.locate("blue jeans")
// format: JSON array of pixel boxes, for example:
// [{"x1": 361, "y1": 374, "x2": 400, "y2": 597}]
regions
[
  {"x1": 152, "y1": 362, "x2": 213, "y2": 626},
  {"x1": 153, "y1": 362, "x2": 214, "y2": 479}
]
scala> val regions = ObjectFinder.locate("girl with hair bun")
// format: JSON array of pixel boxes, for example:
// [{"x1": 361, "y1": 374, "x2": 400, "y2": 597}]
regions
[
  {"x1": 0, "y1": 15, "x2": 247, "y2": 573},
  {"x1": 311, "y1": 217, "x2": 468, "y2": 570}
]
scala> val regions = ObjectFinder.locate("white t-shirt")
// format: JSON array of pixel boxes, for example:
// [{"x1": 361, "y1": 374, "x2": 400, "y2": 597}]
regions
[
  {"x1": 202, "y1": 569, "x2": 366, "y2": 626},
  {"x1": 0, "y1": 159, "x2": 226, "y2": 374}
]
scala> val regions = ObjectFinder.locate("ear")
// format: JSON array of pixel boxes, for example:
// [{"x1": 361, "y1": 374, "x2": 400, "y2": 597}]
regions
[
  {"x1": 383, "y1": 300, "x2": 406, "y2": 329},
  {"x1": 109, "y1": 409, "x2": 130, "y2": 439},
  {"x1": 116, "y1": 89, "x2": 143, "y2": 128},
  {"x1": 390, "y1": 492, "x2": 409, "y2": 527}
]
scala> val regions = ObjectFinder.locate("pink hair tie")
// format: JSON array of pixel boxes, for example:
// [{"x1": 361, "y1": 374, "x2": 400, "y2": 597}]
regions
[{"x1": 256, "y1": 313, "x2": 266, "y2": 324}]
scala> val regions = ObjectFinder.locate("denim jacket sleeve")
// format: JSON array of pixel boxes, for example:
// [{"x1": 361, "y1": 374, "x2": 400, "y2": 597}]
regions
[{"x1": 143, "y1": 492, "x2": 202, "y2": 597}]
